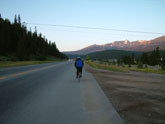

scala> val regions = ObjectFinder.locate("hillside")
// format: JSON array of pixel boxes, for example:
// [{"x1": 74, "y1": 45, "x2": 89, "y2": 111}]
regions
[
  {"x1": 63, "y1": 44, "x2": 106, "y2": 55},
  {"x1": 65, "y1": 54, "x2": 85, "y2": 59},
  {"x1": 87, "y1": 49, "x2": 165, "y2": 60},
  {"x1": 87, "y1": 50, "x2": 142, "y2": 59},
  {"x1": 64, "y1": 36, "x2": 165, "y2": 55}
]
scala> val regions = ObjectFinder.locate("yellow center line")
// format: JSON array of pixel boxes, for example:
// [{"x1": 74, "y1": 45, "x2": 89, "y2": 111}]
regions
[{"x1": 0, "y1": 64, "x2": 58, "y2": 80}]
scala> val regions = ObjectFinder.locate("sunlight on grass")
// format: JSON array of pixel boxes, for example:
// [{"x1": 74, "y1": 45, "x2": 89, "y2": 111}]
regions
[
  {"x1": 85, "y1": 61, "x2": 165, "y2": 75},
  {"x1": 0, "y1": 60, "x2": 63, "y2": 68},
  {"x1": 86, "y1": 61, "x2": 129, "y2": 72}
]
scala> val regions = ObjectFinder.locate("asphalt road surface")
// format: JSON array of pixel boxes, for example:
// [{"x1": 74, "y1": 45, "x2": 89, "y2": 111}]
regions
[{"x1": 0, "y1": 61, "x2": 124, "y2": 124}]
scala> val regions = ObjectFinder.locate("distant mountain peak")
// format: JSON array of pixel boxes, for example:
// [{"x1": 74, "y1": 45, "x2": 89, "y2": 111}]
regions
[
  {"x1": 64, "y1": 36, "x2": 165, "y2": 55},
  {"x1": 124, "y1": 40, "x2": 129, "y2": 44},
  {"x1": 138, "y1": 40, "x2": 145, "y2": 42}
]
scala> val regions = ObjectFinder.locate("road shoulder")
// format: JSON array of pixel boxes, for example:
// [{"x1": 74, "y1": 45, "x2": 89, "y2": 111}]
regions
[
  {"x1": 82, "y1": 65, "x2": 124, "y2": 124},
  {"x1": 85, "y1": 64, "x2": 165, "y2": 124}
]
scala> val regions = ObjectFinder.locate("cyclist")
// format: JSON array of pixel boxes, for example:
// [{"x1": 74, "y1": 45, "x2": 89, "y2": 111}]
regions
[{"x1": 75, "y1": 57, "x2": 84, "y2": 78}]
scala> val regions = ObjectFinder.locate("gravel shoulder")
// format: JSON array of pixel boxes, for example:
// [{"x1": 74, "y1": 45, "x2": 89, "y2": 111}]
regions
[{"x1": 85, "y1": 64, "x2": 165, "y2": 124}]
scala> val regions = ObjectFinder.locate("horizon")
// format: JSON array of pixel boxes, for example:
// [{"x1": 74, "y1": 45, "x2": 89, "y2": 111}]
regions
[
  {"x1": 0, "y1": 0, "x2": 165, "y2": 51},
  {"x1": 62, "y1": 35, "x2": 165, "y2": 52}
]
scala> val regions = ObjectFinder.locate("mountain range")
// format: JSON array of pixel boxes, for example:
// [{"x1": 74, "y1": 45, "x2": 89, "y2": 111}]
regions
[
  {"x1": 64, "y1": 36, "x2": 165, "y2": 55},
  {"x1": 87, "y1": 49, "x2": 165, "y2": 60}
]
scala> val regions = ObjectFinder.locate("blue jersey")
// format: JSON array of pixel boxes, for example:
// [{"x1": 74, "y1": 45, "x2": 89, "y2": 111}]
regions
[{"x1": 75, "y1": 59, "x2": 83, "y2": 67}]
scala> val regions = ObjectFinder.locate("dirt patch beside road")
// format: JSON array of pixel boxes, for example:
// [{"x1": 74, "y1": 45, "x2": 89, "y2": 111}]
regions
[{"x1": 85, "y1": 64, "x2": 165, "y2": 124}]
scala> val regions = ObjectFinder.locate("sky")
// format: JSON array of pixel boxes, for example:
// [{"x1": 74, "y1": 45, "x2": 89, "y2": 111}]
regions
[{"x1": 0, "y1": 0, "x2": 165, "y2": 51}]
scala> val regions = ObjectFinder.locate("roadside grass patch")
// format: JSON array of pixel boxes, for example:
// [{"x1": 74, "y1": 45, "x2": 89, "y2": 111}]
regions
[
  {"x1": 85, "y1": 61, "x2": 165, "y2": 75},
  {"x1": 85, "y1": 61, "x2": 128, "y2": 72},
  {"x1": 0, "y1": 60, "x2": 64, "y2": 68},
  {"x1": 130, "y1": 68, "x2": 165, "y2": 75}
]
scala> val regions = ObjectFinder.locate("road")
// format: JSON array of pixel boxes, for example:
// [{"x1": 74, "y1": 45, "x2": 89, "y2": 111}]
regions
[{"x1": 0, "y1": 61, "x2": 124, "y2": 124}]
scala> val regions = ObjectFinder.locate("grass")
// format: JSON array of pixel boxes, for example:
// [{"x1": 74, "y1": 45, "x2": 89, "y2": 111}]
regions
[
  {"x1": 85, "y1": 60, "x2": 165, "y2": 75},
  {"x1": 129, "y1": 68, "x2": 165, "y2": 75},
  {"x1": 86, "y1": 61, "x2": 129, "y2": 72},
  {"x1": 0, "y1": 60, "x2": 65, "y2": 68}
]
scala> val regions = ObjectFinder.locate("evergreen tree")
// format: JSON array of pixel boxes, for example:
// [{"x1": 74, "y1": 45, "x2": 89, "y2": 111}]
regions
[
  {"x1": 155, "y1": 47, "x2": 161, "y2": 65},
  {"x1": 149, "y1": 50, "x2": 157, "y2": 65},
  {"x1": 149, "y1": 47, "x2": 161, "y2": 65},
  {"x1": 117, "y1": 58, "x2": 122, "y2": 66},
  {"x1": 162, "y1": 55, "x2": 165, "y2": 70},
  {"x1": 14, "y1": 15, "x2": 17, "y2": 24},
  {"x1": 18, "y1": 14, "x2": 21, "y2": 25},
  {"x1": 131, "y1": 53, "x2": 135, "y2": 64},
  {"x1": 141, "y1": 52, "x2": 149, "y2": 64},
  {"x1": 0, "y1": 15, "x2": 67, "y2": 60},
  {"x1": 122, "y1": 55, "x2": 132, "y2": 65}
]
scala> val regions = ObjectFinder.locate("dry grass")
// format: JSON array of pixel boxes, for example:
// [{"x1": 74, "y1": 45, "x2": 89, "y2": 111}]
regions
[
  {"x1": 0, "y1": 60, "x2": 63, "y2": 68},
  {"x1": 85, "y1": 60, "x2": 165, "y2": 75}
]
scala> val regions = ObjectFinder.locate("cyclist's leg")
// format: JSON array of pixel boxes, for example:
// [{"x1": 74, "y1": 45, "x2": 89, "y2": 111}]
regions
[
  {"x1": 77, "y1": 67, "x2": 81, "y2": 77},
  {"x1": 76, "y1": 67, "x2": 79, "y2": 78},
  {"x1": 80, "y1": 67, "x2": 82, "y2": 77}
]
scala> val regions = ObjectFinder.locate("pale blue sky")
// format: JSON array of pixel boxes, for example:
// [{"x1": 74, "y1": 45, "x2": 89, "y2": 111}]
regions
[{"x1": 0, "y1": 0, "x2": 165, "y2": 51}]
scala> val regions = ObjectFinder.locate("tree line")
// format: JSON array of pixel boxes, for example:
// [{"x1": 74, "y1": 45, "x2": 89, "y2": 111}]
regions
[
  {"x1": 0, "y1": 14, "x2": 67, "y2": 61},
  {"x1": 118, "y1": 47, "x2": 165, "y2": 69}
]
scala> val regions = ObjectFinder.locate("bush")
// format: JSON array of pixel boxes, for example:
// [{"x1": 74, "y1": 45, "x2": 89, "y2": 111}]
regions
[
  {"x1": 122, "y1": 64, "x2": 125, "y2": 68},
  {"x1": 0, "y1": 55, "x2": 17, "y2": 61},
  {"x1": 112, "y1": 61, "x2": 116, "y2": 65},
  {"x1": 99, "y1": 60, "x2": 103, "y2": 64},
  {"x1": 0, "y1": 56, "x2": 8, "y2": 61},
  {"x1": 160, "y1": 56, "x2": 165, "y2": 70},
  {"x1": 86, "y1": 55, "x2": 90, "y2": 60},
  {"x1": 36, "y1": 56, "x2": 47, "y2": 61},
  {"x1": 144, "y1": 64, "x2": 148, "y2": 68},
  {"x1": 137, "y1": 61, "x2": 143, "y2": 68},
  {"x1": 117, "y1": 59, "x2": 121, "y2": 66},
  {"x1": 91, "y1": 60, "x2": 94, "y2": 62}
]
